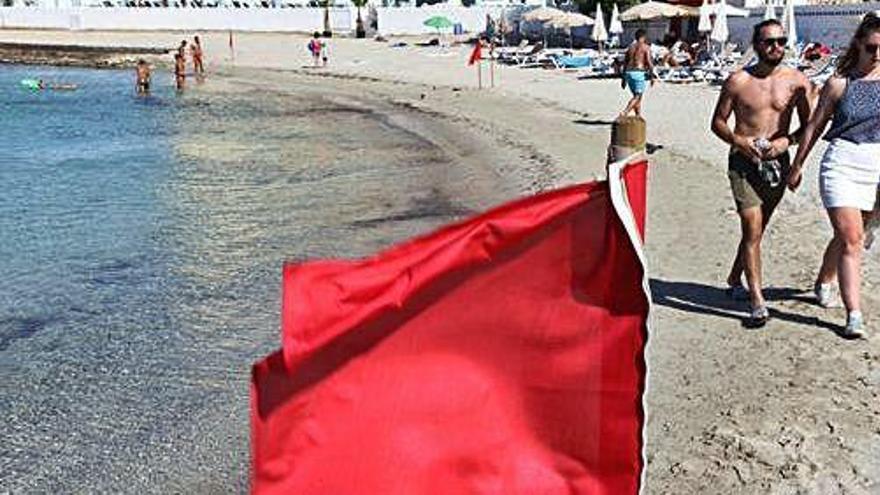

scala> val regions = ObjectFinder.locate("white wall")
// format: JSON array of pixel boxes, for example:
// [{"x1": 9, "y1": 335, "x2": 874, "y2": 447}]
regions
[
  {"x1": 376, "y1": 5, "x2": 505, "y2": 35},
  {"x1": 616, "y1": 3, "x2": 879, "y2": 50},
  {"x1": 0, "y1": 6, "x2": 352, "y2": 31},
  {"x1": 728, "y1": 4, "x2": 878, "y2": 50}
]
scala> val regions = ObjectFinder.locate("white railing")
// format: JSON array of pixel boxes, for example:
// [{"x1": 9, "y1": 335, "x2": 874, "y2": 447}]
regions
[
  {"x1": 377, "y1": 5, "x2": 515, "y2": 35},
  {"x1": 0, "y1": 6, "x2": 354, "y2": 31}
]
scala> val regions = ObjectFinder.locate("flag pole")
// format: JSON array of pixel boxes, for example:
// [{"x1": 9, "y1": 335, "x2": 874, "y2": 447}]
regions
[
  {"x1": 477, "y1": 60, "x2": 482, "y2": 89},
  {"x1": 489, "y1": 58, "x2": 494, "y2": 88},
  {"x1": 609, "y1": 116, "x2": 646, "y2": 164},
  {"x1": 489, "y1": 43, "x2": 495, "y2": 88}
]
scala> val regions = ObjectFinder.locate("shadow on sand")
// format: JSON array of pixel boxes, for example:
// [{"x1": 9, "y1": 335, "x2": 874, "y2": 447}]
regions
[{"x1": 649, "y1": 278, "x2": 844, "y2": 336}]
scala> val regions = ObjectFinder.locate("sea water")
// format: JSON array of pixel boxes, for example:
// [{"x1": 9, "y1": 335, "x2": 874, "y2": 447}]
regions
[{"x1": 0, "y1": 64, "x2": 496, "y2": 491}]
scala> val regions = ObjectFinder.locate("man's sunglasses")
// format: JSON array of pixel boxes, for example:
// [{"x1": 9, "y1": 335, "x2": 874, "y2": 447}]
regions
[
  {"x1": 760, "y1": 37, "x2": 788, "y2": 47},
  {"x1": 864, "y1": 43, "x2": 880, "y2": 54}
]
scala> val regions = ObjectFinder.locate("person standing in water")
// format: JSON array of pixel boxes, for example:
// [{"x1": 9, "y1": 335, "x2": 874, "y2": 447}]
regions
[
  {"x1": 191, "y1": 35, "x2": 205, "y2": 77},
  {"x1": 174, "y1": 53, "x2": 186, "y2": 91},
  {"x1": 135, "y1": 59, "x2": 151, "y2": 94}
]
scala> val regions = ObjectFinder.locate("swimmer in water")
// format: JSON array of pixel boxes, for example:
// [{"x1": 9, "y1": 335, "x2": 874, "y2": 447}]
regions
[{"x1": 135, "y1": 59, "x2": 151, "y2": 94}]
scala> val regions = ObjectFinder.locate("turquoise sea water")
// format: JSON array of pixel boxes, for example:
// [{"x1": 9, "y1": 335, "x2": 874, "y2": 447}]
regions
[
  {"x1": 0, "y1": 63, "x2": 503, "y2": 492},
  {"x1": 0, "y1": 64, "x2": 254, "y2": 491}
]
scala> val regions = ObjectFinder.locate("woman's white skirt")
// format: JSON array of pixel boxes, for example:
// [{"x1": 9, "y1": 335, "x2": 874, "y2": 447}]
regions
[{"x1": 819, "y1": 139, "x2": 880, "y2": 211}]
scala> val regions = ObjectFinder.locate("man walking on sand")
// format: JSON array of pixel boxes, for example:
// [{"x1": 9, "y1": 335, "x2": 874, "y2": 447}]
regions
[
  {"x1": 710, "y1": 19, "x2": 812, "y2": 326},
  {"x1": 619, "y1": 29, "x2": 655, "y2": 118}
]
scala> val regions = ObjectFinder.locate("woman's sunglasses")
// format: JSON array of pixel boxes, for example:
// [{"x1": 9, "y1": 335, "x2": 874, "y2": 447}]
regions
[
  {"x1": 760, "y1": 37, "x2": 788, "y2": 47},
  {"x1": 864, "y1": 43, "x2": 880, "y2": 55}
]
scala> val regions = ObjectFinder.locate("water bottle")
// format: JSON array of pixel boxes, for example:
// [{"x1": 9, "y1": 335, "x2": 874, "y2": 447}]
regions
[{"x1": 754, "y1": 137, "x2": 781, "y2": 187}]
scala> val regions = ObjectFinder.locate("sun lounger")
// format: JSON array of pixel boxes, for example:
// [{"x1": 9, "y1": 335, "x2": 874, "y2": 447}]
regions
[
  {"x1": 508, "y1": 42, "x2": 546, "y2": 66},
  {"x1": 518, "y1": 48, "x2": 573, "y2": 69},
  {"x1": 493, "y1": 40, "x2": 528, "y2": 59},
  {"x1": 554, "y1": 55, "x2": 592, "y2": 69}
]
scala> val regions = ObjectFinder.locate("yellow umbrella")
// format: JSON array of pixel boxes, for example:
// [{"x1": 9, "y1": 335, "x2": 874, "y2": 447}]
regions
[
  {"x1": 547, "y1": 12, "x2": 594, "y2": 29},
  {"x1": 548, "y1": 11, "x2": 595, "y2": 49},
  {"x1": 619, "y1": 0, "x2": 691, "y2": 22},
  {"x1": 522, "y1": 6, "x2": 565, "y2": 23}
]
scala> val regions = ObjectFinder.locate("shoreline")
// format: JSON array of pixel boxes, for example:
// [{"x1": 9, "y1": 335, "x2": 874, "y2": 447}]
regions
[
  {"x1": 3, "y1": 28, "x2": 879, "y2": 494},
  {"x1": 0, "y1": 40, "x2": 170, "y2": 67}
]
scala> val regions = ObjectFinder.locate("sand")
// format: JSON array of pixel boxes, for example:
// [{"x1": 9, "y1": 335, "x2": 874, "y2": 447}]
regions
[{"x1": 2, "y1": 29, "x2": 878, "y2": 493}]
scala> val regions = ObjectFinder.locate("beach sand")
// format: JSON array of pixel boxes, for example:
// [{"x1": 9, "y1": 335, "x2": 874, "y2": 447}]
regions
[{"x1": 2, "y1": 29, "x2": 878, "y2": 493}]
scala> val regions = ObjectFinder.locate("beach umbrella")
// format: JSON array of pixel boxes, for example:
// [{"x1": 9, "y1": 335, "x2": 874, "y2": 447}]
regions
[
  {"x1": 697, "y1": 0, "x2": 712, "y2": 33},
  {"x1": 548, "y1": 12, "x2": 594, "y2": 49},
  {"x1": 609, "y1": 3, "x2": 624, "y2": 34},
  {"x1": 548, "y1": 11, "x2": 594, "y2": 29},
  {"x1": 592, "y1": 3, "x2": 609, "y2": 47},
  {"x1": 591, "y1": 4, "x2": 607, "y2": 53},
  {"x1": 522, "y1": 6, "x2": 564, "y2": 23},
  {"x1": 710, "y1": 0, "x2": 729, "y2": 45},
  {"x1": 619, "y1": 1, "x2": 691, "y2": 22},
  {"x1": 781, "y1": 0, "x2": 798, "y2": 52},
  {"x1": 763, "y1": 0, "x2": 776, "y2": 21},
  {"x1": 423, "y1": 15, "x2": 454, "y2": 35},
  {"x1": 685, "y1": 3, "x2": 749, "y2": 18}
]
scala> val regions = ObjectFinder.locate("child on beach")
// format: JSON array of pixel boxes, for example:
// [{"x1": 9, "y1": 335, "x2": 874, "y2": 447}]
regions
[{"x1": 308, "y1": 32, "x2": 323, "y2": 67}]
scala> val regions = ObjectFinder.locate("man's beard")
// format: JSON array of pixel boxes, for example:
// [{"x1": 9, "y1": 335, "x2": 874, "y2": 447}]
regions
[{"x1": 757, "y1": 51, "x2": 783, "y2": 66}]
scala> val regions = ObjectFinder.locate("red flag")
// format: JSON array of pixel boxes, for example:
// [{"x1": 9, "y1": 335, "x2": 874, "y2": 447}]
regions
[
  {"x1": 252, "y1": 159, "x2": 650, "y2": 495},
  {"x1": 468, "y1": 41, "x2": 482, "y2": 66}
]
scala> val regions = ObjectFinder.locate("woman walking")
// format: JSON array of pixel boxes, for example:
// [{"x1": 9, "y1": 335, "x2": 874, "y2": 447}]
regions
[{"x1": 788, "y1": 13, "x2": 880, "y2": 338}]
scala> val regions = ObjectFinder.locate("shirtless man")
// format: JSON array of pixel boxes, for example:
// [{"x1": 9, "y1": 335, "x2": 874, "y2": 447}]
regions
[
  {"x1": 710, "y1": 19, "x2": 812, "y2": 326},
  {"x1": 619, "y1": 29, "x2": 655, "y2": 118},
  {"x1": 191, "y1": 35, "x2": 205, "y2": 76},
  {"x1": 174, "y1": 53, "x2": 186, "y2": 91},
  {"x1": 135, "y1": 59, "x2": 151, "y2": 94}
]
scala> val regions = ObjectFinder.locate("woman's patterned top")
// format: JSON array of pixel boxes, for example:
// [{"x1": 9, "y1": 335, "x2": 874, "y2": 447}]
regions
[{"x1": 824, "y1": 77, "x2": 880, "y2": 144}]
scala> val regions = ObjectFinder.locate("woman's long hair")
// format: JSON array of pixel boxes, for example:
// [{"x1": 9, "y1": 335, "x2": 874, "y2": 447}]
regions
[{"x1": 837, "y1": 12, "x2": 880, "y2": 76}]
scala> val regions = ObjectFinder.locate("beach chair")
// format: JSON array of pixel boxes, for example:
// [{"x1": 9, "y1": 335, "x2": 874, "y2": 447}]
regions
[
  {"x1": 553, "y1": 54, "x2": 593, "y2": 69},
  {"x1": 493, "y1": 40, "x2": 528, "y2": 60},
  {"x1": 519, "y1": 48, "x2": 571, "y2": 69},
  {"x1": 510, "y1": 42, "x2": 546, "y2": 66},
  {"x1": 496, "y1": 41, "x2": 534, "y2": 64}
]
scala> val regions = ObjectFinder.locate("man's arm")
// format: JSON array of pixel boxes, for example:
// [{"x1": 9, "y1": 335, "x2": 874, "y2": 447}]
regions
[
  {"x1": 789, "y1": 74, "x2": 813, "y2": 144},
  {"x1": 643, "y1": 46, "x2": 656, "y2": 82},
  {"x1": 788, "y1": 76, "x2": 845, "y2": 190},
  {"x1": 767, "y1": 73, "x2": 812, "y2": 159}
]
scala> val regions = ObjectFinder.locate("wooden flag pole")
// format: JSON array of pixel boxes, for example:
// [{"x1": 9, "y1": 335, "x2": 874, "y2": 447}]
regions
[{"x1": 609, "y1": 116, "x2": 646, "y2": 164}]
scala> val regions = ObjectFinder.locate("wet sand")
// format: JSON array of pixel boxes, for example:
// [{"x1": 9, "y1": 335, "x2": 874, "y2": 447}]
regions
[{"x1": 1, "y1": 29, "x2": 878, "y2": 494}]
